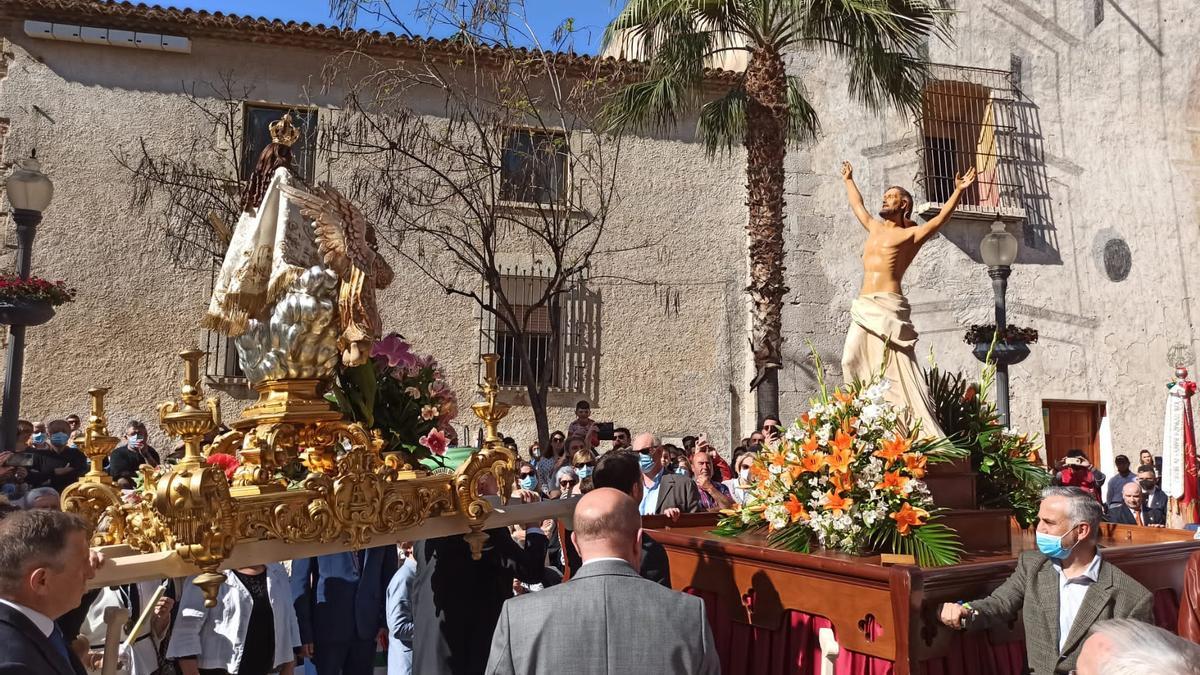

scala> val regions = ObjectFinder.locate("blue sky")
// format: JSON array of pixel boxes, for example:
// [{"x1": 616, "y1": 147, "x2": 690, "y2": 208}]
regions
[{"x1": 174, "y1": 0, "x2": 620, "y2": 53}]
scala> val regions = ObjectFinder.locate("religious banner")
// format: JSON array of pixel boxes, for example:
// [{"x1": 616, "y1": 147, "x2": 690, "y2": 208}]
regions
[{"x1": 1161, "y1": 366, "x2": 1199, "y2": 525}]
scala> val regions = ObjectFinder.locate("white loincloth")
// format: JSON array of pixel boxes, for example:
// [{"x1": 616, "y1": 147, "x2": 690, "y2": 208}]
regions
[{"x1": 841, "y1": 292, "x2": 944, "y2": 438}]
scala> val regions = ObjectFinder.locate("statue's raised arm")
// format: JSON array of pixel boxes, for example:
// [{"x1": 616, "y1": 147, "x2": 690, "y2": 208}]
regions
[
  {"x1": 913, "y1": 166, "x2": 977, "y2": 245},
  {"x1": 841, "y1": 161, "x2": 875, "y2": 231}
]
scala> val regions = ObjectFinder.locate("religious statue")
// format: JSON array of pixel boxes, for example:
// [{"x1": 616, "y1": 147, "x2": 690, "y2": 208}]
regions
[
  {"x1": 204, "y1": 113, "x2": 393, "y2": 375},
  {"x1": 839, "y1": 161, "x2": 976, "y2": 437}
]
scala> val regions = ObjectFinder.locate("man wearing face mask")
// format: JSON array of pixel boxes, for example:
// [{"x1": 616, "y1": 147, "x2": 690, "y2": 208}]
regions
[
  {"x1": 106, "y1": 422, "x2": 160, "y2": 484},
  {"x1": 632, "y1": 433, "x2": 699, "y2": 516},
  {"x1": 37, "y1": 423, "x2": 86, "y2": 493},
  {"x1": 1135, "y1": 464, "x2": 1168, "y2": 524},
  {"x1": 938, "y1": 487, "x2": 1152, "y2": 674}
]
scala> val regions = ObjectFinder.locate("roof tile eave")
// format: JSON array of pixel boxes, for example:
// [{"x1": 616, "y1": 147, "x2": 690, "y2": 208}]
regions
[{"x1": 0, "y1": 0, "x2": 739, "y2": 83}]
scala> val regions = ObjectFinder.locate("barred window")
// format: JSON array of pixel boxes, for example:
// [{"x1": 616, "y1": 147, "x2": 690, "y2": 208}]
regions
[
  {"x1": 916, "y1": 64, "x2": 1025, "y2": 220},
  {"x1": 499, "y1": 129, "x2": 568, "y2": 205},
  {"x1": 478, "y1": 267, "x2": 597, "y2": 397}
]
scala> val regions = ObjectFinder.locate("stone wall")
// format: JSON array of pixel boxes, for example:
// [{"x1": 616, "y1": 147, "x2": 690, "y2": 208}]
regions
[
  {"x1": 0, "y1": 22, "x2": 750, "y2": 452},
  {"x1": 779, "y1": 0, "x2": 1200, "y2": 466}
]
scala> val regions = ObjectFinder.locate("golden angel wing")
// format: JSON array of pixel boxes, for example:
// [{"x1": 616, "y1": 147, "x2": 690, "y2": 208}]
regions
[{"x1": 279, "y1": 182, "x2": 374, "y2": 278}]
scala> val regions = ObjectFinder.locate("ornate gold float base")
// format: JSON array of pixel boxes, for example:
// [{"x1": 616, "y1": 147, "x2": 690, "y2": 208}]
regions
[{"x1": 232, "y1": 378, "x2": 343, "y2": 430}]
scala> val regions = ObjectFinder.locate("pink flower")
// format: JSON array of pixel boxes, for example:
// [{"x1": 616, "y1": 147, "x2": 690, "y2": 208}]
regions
[
  {"x1": 371, "y1": 334, "x2": 416, "y2": 369},
  {"x1": 419, "y1": 428, "x2": 448, "y2": 456},
  {"x1": 420, "y1": 404, "x2": 439, "y2": 420}
]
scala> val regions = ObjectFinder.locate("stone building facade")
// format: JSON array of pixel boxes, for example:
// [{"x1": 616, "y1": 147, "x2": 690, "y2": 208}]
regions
[{"x1": 0, "y1": 1, "x2": 1198, "y2": 468}]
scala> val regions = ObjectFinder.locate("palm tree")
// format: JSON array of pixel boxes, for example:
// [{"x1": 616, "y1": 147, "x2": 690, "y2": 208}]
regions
[{"x1": 602, "y1": 0, "x2": 951, "y2": 420}]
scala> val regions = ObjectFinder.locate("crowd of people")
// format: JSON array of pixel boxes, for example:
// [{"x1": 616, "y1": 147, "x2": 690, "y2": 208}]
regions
[{"x1": 2, "y1": 400, "x2": 1200, "y2": 674}]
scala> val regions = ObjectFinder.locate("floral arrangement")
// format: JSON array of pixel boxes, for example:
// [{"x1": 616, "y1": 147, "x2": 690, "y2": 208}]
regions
[
  {"x1": 0, "y1": 275, "x2": 77, "y2": 305},
  {"x1": 926, "y1": 361, "x2": 1049, "y2": 528},
  {"x1": 963, "y1": 324, "x2": 1038, "y2": 345},
  {"x1": 715, "y1": 375, "x2": 966, "y2": 566},
  {"x1": 331, "y1": 333, "x2": 459, "y2": 466}
]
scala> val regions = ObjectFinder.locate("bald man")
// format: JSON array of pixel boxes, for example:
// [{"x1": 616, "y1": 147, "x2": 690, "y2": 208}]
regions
[
  {"x1": 484, "y1": 489, "x2": 719, "y2": 675},
  {"x1": 1105, "y1": 481, "x2": 1166, "y2": 526}
]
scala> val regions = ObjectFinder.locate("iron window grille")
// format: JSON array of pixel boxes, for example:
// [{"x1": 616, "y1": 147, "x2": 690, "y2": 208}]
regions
[
  {"x1": 499, "y1": 128, "x2": 569, "y2": 206},
  {"x1": 204, "y1": 103, "x2": 318, "y2": 385},
  {"x1": 477, "y1": 266, "x2": 595, "y2": 396},
  {"x1": 915, "y1": 64, "x2": 1026, "y2": 221}
]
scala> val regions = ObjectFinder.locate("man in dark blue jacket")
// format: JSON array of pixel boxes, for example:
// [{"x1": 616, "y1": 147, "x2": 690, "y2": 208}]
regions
[
  {"x1": 0, "y1": 510, "x2": 94, "y2": 675},
  {"x1": 291, "y1": 546, "x2": 398, "y2": 675}
]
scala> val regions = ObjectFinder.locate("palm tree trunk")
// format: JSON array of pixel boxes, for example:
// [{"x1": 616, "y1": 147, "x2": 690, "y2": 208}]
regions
[{"x1": 744, "y1": 48, "x2": 789, "y2": 422}]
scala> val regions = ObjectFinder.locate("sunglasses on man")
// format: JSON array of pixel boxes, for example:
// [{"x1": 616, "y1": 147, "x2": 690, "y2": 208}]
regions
[
  {"x1": 519, "y1": 470, "x2": 535, "y2": 479},
  {"x1": 574, "y1": 461, "x2": 596, "y2": 470}
]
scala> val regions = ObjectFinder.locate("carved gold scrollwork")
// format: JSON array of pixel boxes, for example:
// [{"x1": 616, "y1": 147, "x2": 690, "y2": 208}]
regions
[{"x1": 453, "y1": 445, "x2": 518, "y2": 559}]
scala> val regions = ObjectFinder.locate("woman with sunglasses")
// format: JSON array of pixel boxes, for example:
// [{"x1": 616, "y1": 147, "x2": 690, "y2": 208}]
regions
[
  {"x1": 723, "y1": 452, "x2": 758, "y2": 506},
  {"x1": 571, "y1": 448, "x2": 597, "y2": 494}
]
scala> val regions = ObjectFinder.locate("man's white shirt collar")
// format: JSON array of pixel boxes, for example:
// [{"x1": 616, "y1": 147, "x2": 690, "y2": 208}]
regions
[
  {"x1": 0, "y1": 597, "x2": 55, "y2": 637},
  {"x1": 579, "y1": 556, "x2": 630, "y2": 568}
]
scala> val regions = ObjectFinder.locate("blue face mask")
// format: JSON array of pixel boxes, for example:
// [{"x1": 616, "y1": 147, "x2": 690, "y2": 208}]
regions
[
  {"x1": 1035, "y1": 528, "x2": 1078, "y2": 560},
  {"x1": 675, "y1": 467, "x2": 688, "y2": 476},
  {"x1": 519, "y1": 475, "x2": 537, "y2": 491},
  {"x1": 50, "y1": 432, "x2": 70, "y2": 448},
  {"x1": 576, "y1": 466, "x2": 593, "y2": 480},
  {"x1": 638, "y1": 452, "x2": 656, "y2": 473},
  {"x1": 31, "y1": 432, "x2": 46, "y2": 445}
]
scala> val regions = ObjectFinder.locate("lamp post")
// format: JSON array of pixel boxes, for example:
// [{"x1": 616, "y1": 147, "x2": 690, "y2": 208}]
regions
[
  {"x1": 979, "y1": 218, "x2": 1019, "y2": 427},
  {"x1": 2, "y1": 156, "x2": 54, "y2": 452}
]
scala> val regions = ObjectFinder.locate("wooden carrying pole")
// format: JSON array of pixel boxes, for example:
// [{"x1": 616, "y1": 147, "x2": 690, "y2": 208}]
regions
[{"x1": 100, "y1": 606, "x2": 129, "y2": 675}]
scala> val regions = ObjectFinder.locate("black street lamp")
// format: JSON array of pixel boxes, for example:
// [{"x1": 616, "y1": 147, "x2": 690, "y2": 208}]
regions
[
  {"x1": 979, "y1": 218, "x2": 1019, "y2": 427},
  {"x1": 2, "y1": 155, "x2": 54, "y2": 452}
]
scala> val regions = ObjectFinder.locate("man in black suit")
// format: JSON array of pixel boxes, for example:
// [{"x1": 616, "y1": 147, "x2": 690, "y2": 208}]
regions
[
  {"x1": 0, "y1": 509, "x2": 94, "y2": 675},
  {"x1": 1106, "y1": 481, "x2": 1167, "y2": 526},
  {"x1": 632, "y1": 432, "x2": 700, "y2": 516},
  {"x1": 411, "y1": 473, "x2": 548, "y2": 675},
  {"x1": 1136, "y1": 464, "x2": 1169, "y2": 523},
  {"x1": 591, "y1": 449, "x2": 673, "y2": 587}
]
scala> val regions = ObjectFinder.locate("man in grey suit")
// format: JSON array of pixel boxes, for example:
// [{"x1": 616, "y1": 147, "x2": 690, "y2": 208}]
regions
[
  {"x1": 939, "y1": 487, "x2": 1152, "y2": 674},
  {"x1": 632, "y1": 432, "x2": 700, "y2": 516},
  {"x1": 484, "y1": 488, "x2": 720, "y2": 675}
]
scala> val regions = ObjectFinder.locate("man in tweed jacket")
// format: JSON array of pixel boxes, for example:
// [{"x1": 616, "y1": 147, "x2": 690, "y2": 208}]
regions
[{"x1": 939, "y1": 487, "x2": 1152, "y2": 674}]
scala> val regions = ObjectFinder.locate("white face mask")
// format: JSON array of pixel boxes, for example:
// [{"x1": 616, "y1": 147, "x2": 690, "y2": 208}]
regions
[{"x1": 738, "y1": 468, "x2": 750, "y2": 483}]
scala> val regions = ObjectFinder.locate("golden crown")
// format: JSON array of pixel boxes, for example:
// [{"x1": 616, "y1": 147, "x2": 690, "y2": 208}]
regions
[{"x1": 269, "y1": 113, "x2": 301, "y2": 147}]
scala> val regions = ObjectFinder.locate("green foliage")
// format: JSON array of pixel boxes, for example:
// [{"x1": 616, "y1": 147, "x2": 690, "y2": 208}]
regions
[
  {"x1": 869, "y1": 518, "x2": 963, "y2": 567},
  {"x1": 602, "y1": 0, "x2": 953, "y2": 148},
  {"x1": 924, "y1": 365, "x2": 1050, "y2": 528}
]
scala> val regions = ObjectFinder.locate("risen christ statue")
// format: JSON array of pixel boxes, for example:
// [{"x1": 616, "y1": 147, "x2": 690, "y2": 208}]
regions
[{"x1": 840, "y1": 161, "x2": 976, "y2": 437}]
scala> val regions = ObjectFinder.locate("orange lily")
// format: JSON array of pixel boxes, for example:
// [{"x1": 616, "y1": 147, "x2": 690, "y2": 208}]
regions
[
  {"x1": 786, "y1": 494, "x2": 809, "y2": 523},
  {"x1": 826, "y1": 440, "x2": 854, "y2": 475},
  {"x1": 802, "y1": 435, "x2": 819, "y2": 454},
  {"x1": 890, "y1": 502, "x2": 929, "y2": 535},
  {"x1": 874, "y1": 435, "x2": 911, "y2": 463},
  {"x1": 789, "y1": 464, "x2": 807, "y2": 481},
  {"x1": 799, "y1": 412, "x2": 812, "y2": 427},
  {"x1": 830, "y1": 471, "x2": 854, "y2": 494},
  {"x1": 769, "y1": 452, "x2": 788, "y2": 468},
  {"x1": 831, "y1": 430, "x2": 853, "y2": 452},
  {"x1": 799, "y1": 453, "x2": 825, "y2": 474},
  {"x1": 834, "y1": 389, "x2": 854, "y2": 405},
  {"x1": 876, "y1": 471, "x2": 910, "y2": 493},
  {"x1": 903, "y1": 453, "x2": 928, "y2": 478},
  {"x1": 824, "y1": 490, "x2": 853, "y2": 516},
  {"x1": 750, "y1": 464, "x2": 770, "y2": 481}
]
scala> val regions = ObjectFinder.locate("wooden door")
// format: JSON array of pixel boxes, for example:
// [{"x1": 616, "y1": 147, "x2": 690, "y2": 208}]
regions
[{"x1": 1043, "y1": 401, "x2": 1101, "y2": 468}]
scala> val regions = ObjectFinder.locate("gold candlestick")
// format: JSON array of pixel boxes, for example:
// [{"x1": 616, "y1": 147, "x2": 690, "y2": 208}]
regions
[
  {"x1": 81, "y1": 388, "x2": 119, "y2": 482},
  {"x1": 158, "y1": 349, "x2": 221, "y2": 469},
  {"x1": 471, "y1": 353, "x2": 510, "y2": 449}
]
